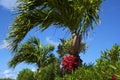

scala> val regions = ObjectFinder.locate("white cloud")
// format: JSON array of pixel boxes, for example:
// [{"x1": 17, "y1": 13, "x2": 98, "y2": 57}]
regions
[
  {"x1": 31, "y1": 67, "x2": 36, "y2": 72},
  {"x1": 46, "y1": 37, "x2": 59, "y2": 47},
  {"x1": 3, "y1": 70, "x2": 12, "y2": 78},
  {"x1": 0, "y1": 0, "x2": 17, "y2": 10},
  {"x1": 0, "y1": 40, "x2": 9, "y2": 49},
  {"x1": 0, "y1": 69, "x2": 17, "y2": 79}
]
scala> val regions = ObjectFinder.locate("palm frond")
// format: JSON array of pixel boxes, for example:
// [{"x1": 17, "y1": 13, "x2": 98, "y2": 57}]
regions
[
  {"x1": 8, "y1": 36, "x2": 55, "y2": 69},
  {"x1": 7, "y1": 9, "x2": 47, "y2": 51},
  {"x1": 7, "y1": 0, "x2": 103, "y2": 51}
]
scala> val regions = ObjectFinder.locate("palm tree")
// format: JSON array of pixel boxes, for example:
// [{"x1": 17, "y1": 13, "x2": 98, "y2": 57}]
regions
[
  {"x1": 7, "y1": 0, "x2": 103, "y2": 56},
  {"x1": 8, "y1": 36, "x2": 56, "y2": 72}
]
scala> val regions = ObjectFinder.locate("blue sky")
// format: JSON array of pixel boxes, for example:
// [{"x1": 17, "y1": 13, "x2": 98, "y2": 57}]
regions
[{"x1": 0, "y1": 0, "x2": 120, "y2": 79}]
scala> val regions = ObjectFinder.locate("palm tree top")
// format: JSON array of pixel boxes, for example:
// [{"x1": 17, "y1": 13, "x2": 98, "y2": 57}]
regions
[
  {"x1": 8, "y1": 36, "x2": 55, "y2": 69},
  {"x1": 7, "y1": 0, "x2": 103, "y2": 51}
]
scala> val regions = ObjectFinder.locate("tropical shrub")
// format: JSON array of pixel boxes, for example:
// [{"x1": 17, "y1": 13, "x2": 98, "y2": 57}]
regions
[
  {"x1": 34, "y1": 57, "x2": 60, "y2": 80},
  {"x1": 55, "y1": 44, "x2": 120, "y2": 80},
  {"x1": 17, "y1": 68, "x2": 34, "y2": 80},
  {"x1": 0, "y1": 78, "x2": 13, "y2": 80},
  {"x1": 95, "y1": 44, "x2": 120, "y2": 79}
]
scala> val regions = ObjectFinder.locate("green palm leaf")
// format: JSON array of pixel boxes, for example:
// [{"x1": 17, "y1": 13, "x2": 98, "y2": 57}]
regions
[
  {"x1": 7, "y1": 0, "x2": 103, "y2": 52},
  {"x1": 8, "y1": 36, "x2": 55, "y2": 70}
]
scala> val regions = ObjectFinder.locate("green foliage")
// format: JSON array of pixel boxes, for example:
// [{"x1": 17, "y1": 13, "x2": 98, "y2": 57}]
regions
[
  {"x1": 8, "y1": 36, "x2": 60, "y2": 80},
  {"x1": 57, "y1": 39, "x2": 72, "y2": 57},
  {"x1": 96, "y1": 44, "x2": 120, "y2": 79},
  {"x1": 55, "y1": 63, "x2": 99, "y2": 80},
  {"x1": 8, "y1": 36, "x2": 55, "y2": 69},
  {"x1": 55, "y1": 44, "x2": 120, "y2": 80},
  {"x1": 7, "y1": 0, "x2": 103, "y2": 51},
  {"x1": 34, "y1": 58, "x2": 61, "y2": 80},
  {"x1": 57, "y1": 39, "x2": 87, "y2": 57},
  {"x1": 17, "y1": 68, "x2": 34, "y2": 80},
  {"x1": 14, "y1": 44, "x2": 120, "y2": 80},
  {"x1": 0, "y1": 78, "x2": 13, "y2": 80},
  {"x1": 8, "y1": 41, "x2": 120, "y2": 80}
]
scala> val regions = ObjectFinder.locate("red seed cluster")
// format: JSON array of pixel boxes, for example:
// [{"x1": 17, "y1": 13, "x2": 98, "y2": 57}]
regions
[
  {"x1": 61, "y1": 55, "x2": 80, "y2": 71},
  {"x1": 112, "y1": 75, "x2": 117, "y2": 80}
]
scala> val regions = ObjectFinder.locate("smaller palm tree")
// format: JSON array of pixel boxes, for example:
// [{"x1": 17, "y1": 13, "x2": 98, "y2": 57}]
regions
[{"x1": 8, "y1": 36, "x2": 56, "y2": 72}]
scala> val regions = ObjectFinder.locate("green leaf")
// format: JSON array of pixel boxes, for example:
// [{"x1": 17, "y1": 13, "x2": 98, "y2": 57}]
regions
[{"x1": 109, "y1": 65, "x2": 117, "y2": 70}]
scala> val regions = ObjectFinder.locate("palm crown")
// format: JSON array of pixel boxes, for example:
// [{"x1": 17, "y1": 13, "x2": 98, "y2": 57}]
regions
[
  {"x1": 7, "y1": 0, "x2": 103, "y2": 53},
  {"x1": 8, "y1": 36, "x2": 56, "y2": 71}
]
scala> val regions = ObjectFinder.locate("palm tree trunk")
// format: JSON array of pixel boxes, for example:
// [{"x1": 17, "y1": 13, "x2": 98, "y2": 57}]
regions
[{"x1": 70, "y1": 32, "x2": 82, "y2": 55}]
